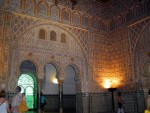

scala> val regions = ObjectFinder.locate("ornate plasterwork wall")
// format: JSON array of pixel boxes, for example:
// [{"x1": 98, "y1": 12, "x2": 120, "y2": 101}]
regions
[
  {"x1": 5, "y1": 12, "x2": 92, "y2": 92},
  {"x1": 1, "y1": 0, "x2": 149, "y2": 33},
  {"x1": 52, "y1": 0, "x2": 146, "y2": 20},
  {"x1": 92, "y1": 33, "x2": 108, "y2": 92},
  {"x1": 128, "y1": 17, "x2": 150, "y2": 90},
  {"x1": 108, "y1": 0, "x2": 150, "y2": 31},
  {"x1": 0, "y1": 0, "x2": 149, "y2": 93},
  {"x1": 0, "y1": 10, "x2": 11, "y2": 90},
  {"x1": 92, "y1": 28, "x2": 132, "y2": 91},
  {"x1": 1, "y1": 0, "x2": 107, "y2": 32},
  {"x1": 0, "y1": 0, "x2": 97, "y2": 92},
  {"x1": 107, "y1": 29, "x2": 132, "y2": 88}
]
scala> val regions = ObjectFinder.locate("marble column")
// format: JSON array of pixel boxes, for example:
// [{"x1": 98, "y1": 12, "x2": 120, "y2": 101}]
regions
[
  {"x1": 38, "y1": 78, "x2": 42, "y2": 113},
  {"x1": 58, "y1": 80, "x2": 64, "y2": 113}
]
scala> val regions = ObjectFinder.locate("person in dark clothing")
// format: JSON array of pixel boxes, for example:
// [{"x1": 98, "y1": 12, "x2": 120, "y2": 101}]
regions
[
  {"x1": 40, "y1": 92, "x2": 47, "y2": 113},
  {"x1": 117, "y1": 92, "x2": 124, "y2": 113}
]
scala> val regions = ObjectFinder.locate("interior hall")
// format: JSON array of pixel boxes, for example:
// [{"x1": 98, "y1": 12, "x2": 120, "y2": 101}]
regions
[{"x1": 0, "y1": 0, "x2": 150, "y2": 113}]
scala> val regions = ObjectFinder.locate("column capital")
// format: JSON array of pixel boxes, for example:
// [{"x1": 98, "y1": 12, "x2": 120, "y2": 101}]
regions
[
  {"x1": 58, "y1": 80, "x2": 64, "y2": 85},
  {"x1": 38, "y1": 74, "x2": 44, "y2": 80},
  {"x1": 38, "y1": 78, "x2": 43, "y2": 83}
]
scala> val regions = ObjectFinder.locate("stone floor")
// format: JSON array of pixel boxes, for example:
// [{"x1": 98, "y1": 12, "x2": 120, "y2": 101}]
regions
[{"x1": 26, "y1": 111, "x2": 52, "y2": 113}]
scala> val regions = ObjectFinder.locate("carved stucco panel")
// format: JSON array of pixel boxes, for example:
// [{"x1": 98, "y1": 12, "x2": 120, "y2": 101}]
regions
[
  {"x1": 10, "y1": 14, "x2": 43, "y2": 41},
  {"x1": 107, "y1": 29, "x2": 131, "y2": 87},
  {"x1": 0, "y1": 11, "x2": 12, "y2": 86},
  {"x1": 8, "y1": 22, "x2": 88, "y2": 92},
  {"x1": 8, "y1": 76, "x2": 18, "y2": 91},
  {"x1": 65, "y1": 26, "x2": 89, "y2": 53},
  {"x1": 10, "y1": 13, "x2": 89, "y2": 57},
  {"x1": 133, "y1": 22, "x2": 150, "y2": 90},
  {"x1": 92, "y1": 28, "x2": 132, "y2": 91},
  {"x1": 17, "y1": 51, "x2": 41, "y2": 77},
  {"x1": 128, "y1": 17, "x2": 150, "y2": 54},
  {"x1": 0, "y1": 11, "x2": 6, "y2": 80}
]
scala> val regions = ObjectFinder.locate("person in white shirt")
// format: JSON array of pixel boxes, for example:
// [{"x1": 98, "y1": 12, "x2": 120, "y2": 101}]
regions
[
  {"x1": 0, "y1": 90, "x2": 11, "y2": 113},
  {"x1": 11, "y1": 86, "x2": 26, "y2": 113}
]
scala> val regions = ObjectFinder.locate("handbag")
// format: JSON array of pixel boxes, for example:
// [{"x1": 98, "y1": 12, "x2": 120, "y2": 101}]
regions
[
  {"x1": 145, "y1": 110, "x2": 150, "y2": 113},
  {"x1": 18, "y1": 94, "x2": 28, "y2": 112}
]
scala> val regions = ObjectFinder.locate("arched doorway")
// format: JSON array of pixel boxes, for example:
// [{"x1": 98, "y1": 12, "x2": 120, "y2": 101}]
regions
[
  {"x1": 42, "y1": 63, "x2": 59, "y2": 111},
  {"x1": 63, "y1": 65, "x2": 77, "y2": 112},
  {"x1": 18, "y1": 60, "x2": 38, "y2": 110}
]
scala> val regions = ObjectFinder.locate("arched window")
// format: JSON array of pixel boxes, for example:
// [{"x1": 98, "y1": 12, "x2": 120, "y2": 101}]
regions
[
  {"x1": 25, "y1": 0, "x2": 35, "y2": 15},
  {"x1": 125, "y1": 11, "x2": 132, "y2": 23},
  {"x1": 145, "y1": 0, "x2": 150, "y2": 14},
  {"x1": 19, "y1": 60, "x2": 37, "y2": 109},
  {"x1": 72, "y1": 13, "x2": 80, "y2": 26},
  {"x1": 18, "y1": 74, "x2": 34, "y2": 109},
  {"x1": 116, "y1": 16, "x2": 123, "y2": 28},
  {"x1": 50, "y1": 31, "x2": 56, "y2": 41},
  {"x1": 0, "y1": 0, "x2": 5, "y2": 8},
  {"x1": 39, "y1": 29, "x2": 46, "y2": 39},
  {"x1": 134, "y1": 6, "x2": 142, "y2": 18},
  {"x1": 82, "y1": 16, "x2": 89, "y2": 27},
  {"x1": 109, "y1": 20, "x2": 115, "y2": 31},
  {"x1": 38, "y1": 2, "x2": 47, "y2": 17},
  {"x1": 50, "y1": 5, "x2": 59, "y2": 21},
  {"x1": 20, "y1": 60, "x2": 36, "y2": 73},
  {"x1": 62, "y1": 9, "x2": 70, "y2": 23},
  {"x1": 100, "y1": 21, "x2": 106, "y2": 31},
  {"x1": 143, "y1": 63, "x2": 150, "y2": 76},
  {"x1": 92, "y1": 18, "x2": 99, "y2": 30},
  {"x1": 61, "y1": 33, "x2": 66, "y2": 43}
]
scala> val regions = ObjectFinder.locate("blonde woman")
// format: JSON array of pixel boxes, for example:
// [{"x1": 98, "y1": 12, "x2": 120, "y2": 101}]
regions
[{"x1": 146, "y1": 89, "x2": 150, "y2": 111}]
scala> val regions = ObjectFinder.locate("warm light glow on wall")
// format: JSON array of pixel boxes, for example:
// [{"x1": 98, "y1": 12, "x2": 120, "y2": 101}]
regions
[
  {"x1": 49, "y1": 74, "x2": 58, "y2": 84},
  {"x1": 52, "y1": 77, "x2": 58, "y2": 84},
  {"x1": 104, "y1": 79, "x2": 111, "y2": 88},
  {"x1": 102, "y1": 78, "x2": 121, "y2": 88},
  {"x1": 95, "y1": 68, "x2": 124, "y2": 89}
]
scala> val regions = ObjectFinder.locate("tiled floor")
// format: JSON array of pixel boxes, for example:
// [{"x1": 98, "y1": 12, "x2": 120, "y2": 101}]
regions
[{"x1": 26, "y1": 110, "x2": 75, "y2": 113}]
